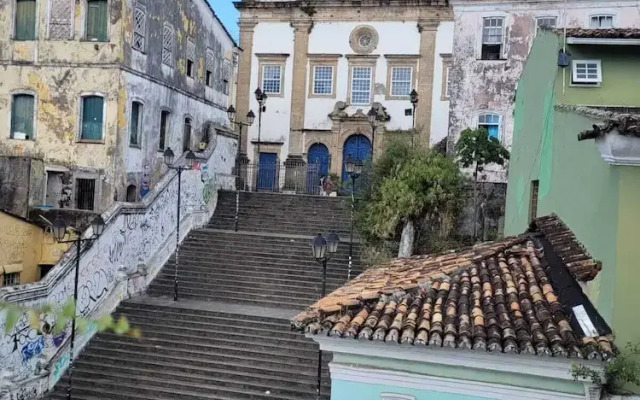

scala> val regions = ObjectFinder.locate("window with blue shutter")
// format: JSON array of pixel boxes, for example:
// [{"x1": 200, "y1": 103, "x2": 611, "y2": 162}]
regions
[
  {"x1": 15, "y1": 0, "x2": 37, "y2": 40},
  {"x1": 86, "y1": 0, "x2": 107, "y2": 41},
  {"x1": 81, "y1": 96, "x2": 104, "y2": 141},
  {"x1": 11, "y1": 94, "x2": 35, "y2": 140}
]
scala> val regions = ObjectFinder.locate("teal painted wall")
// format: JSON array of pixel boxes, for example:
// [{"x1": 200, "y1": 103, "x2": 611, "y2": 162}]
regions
[
  {"x1": 331, "y1": 379, "x2": 497, "y2": 400},
  {"x1": 504, "y1": 31, "x2": 619, "y2": 323},
  {"x1": 556, "y1": 45, "x2": 640, "y2": 106},
  {"x1": 333, "y1": 354, "x2": 586, "y2": 396}
]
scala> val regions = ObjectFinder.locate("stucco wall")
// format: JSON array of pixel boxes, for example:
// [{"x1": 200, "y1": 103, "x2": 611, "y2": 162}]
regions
[
  {"x1": 504, "y1": 31, "x2": 619, "y2": 325},
  {"x1": 331, "y1": 379, "x2": 496, "y2": 400},
  {"x1": 448, "y1": 0, "x2": 640, "y2": 182},
  {"x1": 429, "y1": 21, "x2": 454, "y2": 146},
  {"x1": 246, "y1": 22, "x2": 294, "y2": 163},
  {"x1": 0, "y1": 212, "x2": 70, "y2": 286}
]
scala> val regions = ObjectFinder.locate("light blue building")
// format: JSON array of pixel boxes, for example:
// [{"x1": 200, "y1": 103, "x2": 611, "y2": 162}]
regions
[{"x1": 293, "y1": 216, "x2": 611, "y2": 400}]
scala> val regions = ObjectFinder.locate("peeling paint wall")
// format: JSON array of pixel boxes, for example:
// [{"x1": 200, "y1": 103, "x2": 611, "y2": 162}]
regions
[
  {"x1": 0, "y1": 0, "x2": 236, "y2": 212},
  {"x1": 448, "y1": 0, "x2": 640, "y2": 182}
]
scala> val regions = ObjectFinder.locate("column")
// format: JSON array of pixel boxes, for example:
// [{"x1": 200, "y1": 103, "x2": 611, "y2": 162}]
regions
[
  {"x1": 416, "y1": 19, "x2": 439, "y2": 147},
  {"x1": 236, "y1": 21, "x2": 256, "y2": 157}
]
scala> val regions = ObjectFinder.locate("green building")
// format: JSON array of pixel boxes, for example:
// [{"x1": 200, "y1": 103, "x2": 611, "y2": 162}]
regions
[{"x1": 504, "y1": 28, "x2": 640, "y2": 347}]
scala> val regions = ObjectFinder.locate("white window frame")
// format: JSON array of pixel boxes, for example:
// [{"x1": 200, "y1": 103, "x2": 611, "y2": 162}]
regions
[
  {"x1": 312, "y1": 65, "x2": 334, "y2": 96},
  {"x1": 82, "y1": 0, "x2": 110, "y2": 42},
  {"x1": 261, "y1": 64, "x2": 283, "y2": 95},
  {"x1": 8, "y1": 89, "x2": 37, "y2": 140},
  {"x1": 132, "y1": 4, "x2": 147, "y2": 52},
  {"x1": 46, "y1": 0, "x2": 75, "y2": 40},
  {"x1": 389, "y1": 66, "x2": 413, "y2": 98},
  {"x1": 476, "y1": 112, "x2": 502, "y2": 140},
  {"x1": 480, "y1": 16, "x2": 506, "y2": 60},
  {"x1": 77, "y1": 92, "x2": 107, "y2": 143},
  {"x1": 535, "y1": 16, "x2": 557, "y2": 32},
  {"x1": 571, "y1": 60, "x2": 602, "y2": 84},
  {"x1": 350, "y1": 65, "x2": 373, "y2": 106},
  {"x1": 588, "y1": 14, "x2": 615, "y2": 29}
]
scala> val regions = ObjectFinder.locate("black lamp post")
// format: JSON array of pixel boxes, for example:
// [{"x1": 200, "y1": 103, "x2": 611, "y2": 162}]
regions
[
  {"x1": 367, "y1": 108, "x2": 378, "y2": 164},
  {"x1": 51, "y1": 215, "x2": 106, "y2": 400},
  {"x1": 164, "y1": 147, "x2": 200, "y2": 301},
  {"x1": 345, "y1": 156, "x2": 363, "y2": 281},
  {"x1": 310, "y1": 232, "x2": 340, "y2": 400},
  {"x1": 410, "y1": 89, "x2": 418, "y2": 147},
  {"x1": 254, "y1": 88, "x2": 268, "y2": 163},
  {"x1": 227, "y1": 105, "x2": 256, "y2": 190}
]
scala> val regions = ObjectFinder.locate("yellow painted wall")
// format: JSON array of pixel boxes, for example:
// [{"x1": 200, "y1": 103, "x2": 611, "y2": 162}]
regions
[
  {"x1": 0, "y1": 212, "x2": 70, "y2": 285},
  {"x1": 613, "y1": 166, "x2": 640, "y2": 347}
]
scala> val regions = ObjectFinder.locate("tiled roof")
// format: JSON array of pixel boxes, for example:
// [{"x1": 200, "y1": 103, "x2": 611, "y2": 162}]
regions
[
  {"x1": 562, "y1": 28, "x2": 640, "y2": 39},
  {"x1": 532, "y1": 214, "x2": 601, "y2": 280},
  {"x1": 577, "y1": 113, "x2": 640, "y2": 141},
  {"x1": 292, "y1": 215, "x2": 612, "y2": 360}
]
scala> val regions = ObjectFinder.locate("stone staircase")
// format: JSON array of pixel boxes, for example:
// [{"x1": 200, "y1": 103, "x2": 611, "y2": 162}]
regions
[{"x1": 45, "y1": 191, "x2": 362, "y2": 400}]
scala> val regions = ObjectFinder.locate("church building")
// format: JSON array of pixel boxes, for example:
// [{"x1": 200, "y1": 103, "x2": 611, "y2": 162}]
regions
[{"x1": 234, "y1": 0, "x2": 453, "y2": 187}]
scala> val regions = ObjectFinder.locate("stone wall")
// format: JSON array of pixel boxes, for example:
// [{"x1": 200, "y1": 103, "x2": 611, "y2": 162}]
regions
[{"x1": 0, "y1": 134, "x2": 236, "y2": 399}]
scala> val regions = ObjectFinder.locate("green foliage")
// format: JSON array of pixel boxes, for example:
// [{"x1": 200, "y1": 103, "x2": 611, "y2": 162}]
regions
[
  {"x1": 571, "y1": 342, "x2": 640, "y2": 395},
  {"x1": 1, "y1": 299, "x2": 141, "y2": 338},
  {"x1": 359, "y1": 140, "x2": 463, "y2": 242},
  {"x1": 456, "y1": 127, "x2": 510, "y2": 175}
]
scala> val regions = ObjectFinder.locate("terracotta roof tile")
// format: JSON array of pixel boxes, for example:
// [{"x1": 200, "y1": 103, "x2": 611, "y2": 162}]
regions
[
  {"x1": 293, "y1": 215, "x2": 610, "y2": 360},
  {"x1": 561, "y1": 28, "x2": 640, "y2": 39}
]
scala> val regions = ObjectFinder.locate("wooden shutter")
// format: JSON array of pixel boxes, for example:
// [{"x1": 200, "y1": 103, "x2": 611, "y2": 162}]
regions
[
  {"x1": 81, "y1": 96, "x2": 104, "y2": 140},
  {"x1": 86, "y1": 0, "x2": 107, "y2": 41},
  {"x1": 15, "y1": 0, "x2": 37, "y2": 40},
  {"x1": 11, "y1": 94, "x2": 35, "y2": 139}
]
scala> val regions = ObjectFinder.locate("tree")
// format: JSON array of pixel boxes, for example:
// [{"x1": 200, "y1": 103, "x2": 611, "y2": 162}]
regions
[
  {"x1": 456, "y1": 128, "x2": 510, "y2": 240},
  {"x1": 360, "y1": 140, "x2": 463, "y2": 257}
]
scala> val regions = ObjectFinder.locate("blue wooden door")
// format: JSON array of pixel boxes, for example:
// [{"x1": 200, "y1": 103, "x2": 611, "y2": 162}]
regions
[
  {"x1": 307, "y1": 144, "x2": 329, "y2": 195},
  {"x1": 257, "y1": 152, "x2": 277, "y2": 190},
  {"x1": 342, "y1": 134, "x2": 372, "y2": 183}
]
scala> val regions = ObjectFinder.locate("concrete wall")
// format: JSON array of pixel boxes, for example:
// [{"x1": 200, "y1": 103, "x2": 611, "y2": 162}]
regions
[
  {"x1": 0, "y1": 212, "x2": 70, "y2": 286},
  {"x1": 504, "y1": 31, "x2": 640, "y2": 346},
  {"x1": 556, "y1": 45, "x2": 640, "y2": 107},
  {"x1": 448, "y1": 0, "x2": 640, "y2": 182}
]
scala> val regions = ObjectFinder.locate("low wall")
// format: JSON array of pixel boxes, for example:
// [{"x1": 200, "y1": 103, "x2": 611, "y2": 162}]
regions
[{"x1": 0, "y1": 134, "x2": 236, "y2": 399}]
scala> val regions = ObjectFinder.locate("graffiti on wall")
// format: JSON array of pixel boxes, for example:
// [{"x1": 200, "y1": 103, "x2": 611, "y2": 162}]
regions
[{"x1": 0, "y1": 135, "x2": 237, "y2": 395}]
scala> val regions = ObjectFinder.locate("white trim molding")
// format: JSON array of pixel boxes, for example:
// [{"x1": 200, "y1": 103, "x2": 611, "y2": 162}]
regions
[
  {"x1": 310, "y1": 336, "x2": 604, "y2": 382},
  {"x1": 595, "y1": 132, "x2": 640, "y2": 166},
  {"x1": 331, "y1": 364, "x2": 587, "y2": 400},
  {"x1": 567, "y1": 37, "x2": 640, "y2": 46}
]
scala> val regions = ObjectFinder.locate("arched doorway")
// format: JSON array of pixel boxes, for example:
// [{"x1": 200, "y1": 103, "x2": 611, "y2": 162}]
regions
[
  {"x1": 342, "y1": 134, "x2": 372, "y2": 183},
  {"x1": 307, "y1": 143, "x2": 330, "y2": 195},
  {"x1": 126, "y1": 184, "x2": 137, "y2": 202}
]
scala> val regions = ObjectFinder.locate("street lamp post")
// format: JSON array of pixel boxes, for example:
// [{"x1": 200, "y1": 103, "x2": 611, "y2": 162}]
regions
[
  {"x1": 410, "y1": 89, "x2": 419, "y2": 147},
  {"x1": 227, "y1": 105, "x2": 256, "y2": 190},
  {"x1": 254, "y1": 88, "x2": 268, "y2": 164},
  {"x1": 345, "y1": 156, "x2": 363, "y2": 281},
  {"x1": 310, "y1": 232, "x2": 340, "y2": 400},
  {"x1": 367, "y1": 108, "x2": 378, "y2": 164},
  {"x1": 164, "y1": 148, "x2": 200, "y2": 301},
  {"x1": 51, "y1": 215, "x2": 106, "y2": 400}
]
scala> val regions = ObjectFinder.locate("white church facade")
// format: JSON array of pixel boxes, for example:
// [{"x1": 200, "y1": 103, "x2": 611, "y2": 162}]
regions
[{"x1": 234, "y1": 0, "x2": 453, "y2": 188}]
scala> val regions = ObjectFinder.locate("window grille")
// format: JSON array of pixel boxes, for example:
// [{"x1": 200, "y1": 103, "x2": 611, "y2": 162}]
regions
[
  {"x1": 76, "y1": 178, "x2": 96, "y2": 210},
  {"x1": 132, "y1": 6, "x2": 146, "y2": 51},
  {"x1": 391, "y1": 67, "x2": 412, "y2": 96},
  {"x1": 313, "y1": 66, "x2": 333, "y2": 95},
  {"x1": 262, "y1": 65, "x2": 282, "y2": 94},
  {"x1": 49, "y1": 0, "x2": 73, "y2": 39},
  {"x1": 162, "y1": 23, "x2": 174, "y2": 66}
]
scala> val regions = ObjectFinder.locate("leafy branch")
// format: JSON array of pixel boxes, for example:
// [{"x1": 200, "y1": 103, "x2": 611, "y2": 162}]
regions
[
  {"x1": 571, "y1": 342, "x2": 640, "y2": 395},
  {"x1": 1, "y1": 300, "x2": 140, "y2": 338}
]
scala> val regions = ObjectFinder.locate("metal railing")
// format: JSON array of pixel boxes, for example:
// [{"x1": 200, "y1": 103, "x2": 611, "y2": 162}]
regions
[{"x1": 237, "y1": 162, "x2": 324, "y2": 195}]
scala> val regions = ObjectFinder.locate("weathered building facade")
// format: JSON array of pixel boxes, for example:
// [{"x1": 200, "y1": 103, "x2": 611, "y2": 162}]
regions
[
  {"x1": 0, "y1": 0, "x2": 237, "y2": 213},
  {"x1": 235, "y1": 0, "x2": 453, "y2": 184},
  {"x1": 447, "y1": 0, "x2": 640, "y2": 182}
]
